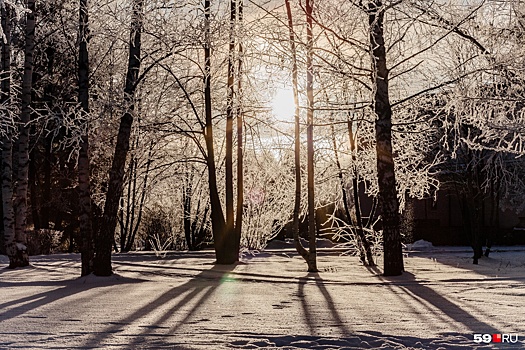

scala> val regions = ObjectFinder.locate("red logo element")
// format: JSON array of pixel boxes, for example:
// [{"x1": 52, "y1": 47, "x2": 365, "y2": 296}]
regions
[{"x1": 492, "y1": 334, "x2": 502, "y2": 343}]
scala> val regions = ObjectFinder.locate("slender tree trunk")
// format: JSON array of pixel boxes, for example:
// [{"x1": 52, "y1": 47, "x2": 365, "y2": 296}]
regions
[
  {"x1": 285, "y1": 0, "x2": 310, "y2": 265},
  {"x1": 183, "y1": 168, "x2": 193, "y2": 250},
  {"x1": 94, "y1": 0, "x2": 143, "y2": 276},
  {"x1": 223, "y1": 0, "x2": 237, "y2": 263},
  {"x1": 127, "y1": 153, "x2": 139, "y2": 250},
  {"x1": 366, "y1": 197, "x2": 378, "y2": 228},
  {"x1": 12, "y1": 0, "x2": 36, "y2": 268},
  {"x1": 305, "y1": 0, "x2": 317, "y2": 272},
  {"x1": 369, "y1": 0, "x2": 403, "y2": 276},
  {"x1": 122, "y1": 160, "x2": 133, "y2": 251},
  {"x1": 78, "y1": 0, "x2": 94, "y2": 276},
  {"x1": 125, "y1": 140, "x2": 152, "y2": 252},
  {"x1": 234, "y1": 0, "x2": 244, "y2": 256},
  {"x1": 1, "y1": 4, "x2": 21, "y2": 267},
  {"x1": 28, "y1": 151, "x2": 40, "y2": 229},
  {"x1": 203, "y1": 0, "x2": 228, "y2": 264},
  {"x1": 41, "y1": 135, "x2": 52, "y2": 228},
  {"x1": 329, "y1": 121, "x2": 366, "y2": 263},
  {"x1": 41, "y1": 47, "x2": 55, "y2": 230},
  {"x1": 348, "y1": 120, "x2": 375, "y2": 266}
]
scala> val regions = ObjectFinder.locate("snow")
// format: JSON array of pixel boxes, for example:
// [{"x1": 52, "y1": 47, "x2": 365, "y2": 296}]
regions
[
  {"x1": 1, "y1": 247, "x2": 525, "y2": 349},
  {"x1": 405, "y1": 239, "x2": 434, "y2": 251}
]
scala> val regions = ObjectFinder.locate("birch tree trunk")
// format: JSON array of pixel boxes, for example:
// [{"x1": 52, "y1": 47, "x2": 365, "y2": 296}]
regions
[
  {"x1": 1, "y1": 3, "x2": 21, "y2": 268},
  {"x1": 94, "y1": 0, "x2": 143, "y2": 276},
  {"x1": 369, "y1": 0, "x2": 403, "y2": 276},
  {"x1": 78, "y1": 0, "x2": 94, "y2": 276},
  {"x1": 12, "y1": 0, "x2": 35, "y2": 268}
]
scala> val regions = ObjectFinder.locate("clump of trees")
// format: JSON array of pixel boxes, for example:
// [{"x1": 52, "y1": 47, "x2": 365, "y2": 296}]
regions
[{"x1": 2, "y1": 0, "x2": 525, "y2": 277}]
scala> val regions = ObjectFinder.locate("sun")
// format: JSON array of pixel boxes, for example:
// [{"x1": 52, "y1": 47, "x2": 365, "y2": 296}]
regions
[{"x1": 271, "y1": 87, "x2": 296, "y2": 122}]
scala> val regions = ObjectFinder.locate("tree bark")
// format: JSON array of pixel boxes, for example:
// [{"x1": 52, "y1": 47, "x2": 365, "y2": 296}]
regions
[
  {"x1": 234, "y1": 0, "x2": 244, "y2": 258},
  {"x1": 305, "y1": 0, "x2": 318, "y2": 272},
  {"x1": 203, "y1": 0, "x2": 228, "y2": 264},
  {"x1": 285, "y1": 0, "x2": 311, "y2": 267},
  {"x1": 78, "y1": 0, "x2": 94, "y2": 276},
  {"x1": 1, "y1": 4, "x2": 22, "y2": 268},
  {"x1": 223, "y1": 0, "x2": 237, "y2": 262},
  {"x1": 94, "y1": 0, "x2": 143, "y2": 276},
  {"x1": 369, "y1": 0, "x2": 403, "y2": 276},
  {"x1": 12, "y1": 0, "x2": 35, "y2": 268}
]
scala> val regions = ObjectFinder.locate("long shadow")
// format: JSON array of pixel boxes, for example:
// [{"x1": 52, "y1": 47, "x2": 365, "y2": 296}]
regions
[
  {"x1": 0, "y1": 274, "x2": 145, "y2": 322},
  {"x1": 297, "y1": 273, "x2": 352, "y2": 336},
  {"x1": 116, "y1": 259, "x2": 311, "y2": 284},
  {"x1": 297, "y1": 276, "x2": 315, "y2": 335},
  {"x1": 313, "y1": 273, "x2": 352, "y2": 335},
  {"x1": 364, "y1": 265, "x2": 454, "y2": 326},
  {"x1": 380, "y1": 272, "x2": 500, "y2": 335},
  {"x1": 82, "y1": 263, "x2": 236, "y2": 349}
]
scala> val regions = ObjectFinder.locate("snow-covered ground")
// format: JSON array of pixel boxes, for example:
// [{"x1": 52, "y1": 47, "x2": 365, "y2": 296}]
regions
[{"x1": 1, "y1": 247, "x2": 525, "y2": 349}]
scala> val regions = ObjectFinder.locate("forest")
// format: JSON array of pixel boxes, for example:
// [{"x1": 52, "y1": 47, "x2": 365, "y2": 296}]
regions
[{"x1": 2, "y1": 0, "x2": 525, "y2": 279}]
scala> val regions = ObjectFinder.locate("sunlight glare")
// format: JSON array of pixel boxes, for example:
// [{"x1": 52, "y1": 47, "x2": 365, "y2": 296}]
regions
[{"x1": 271, "y1": 87, "x2": 296, "y2": 122}]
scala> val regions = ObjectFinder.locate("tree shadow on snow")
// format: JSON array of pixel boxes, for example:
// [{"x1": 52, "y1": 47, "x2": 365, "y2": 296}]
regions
[
  {"x1": 379, "y1": 271, "x2": 500, "y2": 335},
  {"x1": 0, "y1": 273, "x2": 146, "y2": 322},
  {"x1": 297, "y1": 273, "x2": 352, "y2": 336},
  {"x1": 81, "y1": 263, "x2": 237, "y2": 349}
]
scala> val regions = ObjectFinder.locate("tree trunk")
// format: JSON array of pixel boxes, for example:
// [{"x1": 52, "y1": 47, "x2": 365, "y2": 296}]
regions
[
  {"x1": 285, "y1": 0, "x2": 310, "y2": 267},
  {"x1": 223, "y1": 0, "x2": 237, "y2": 262},
  {"x1": 329, "y1": 120, "x2": 366, "y2": 263},
  {"x1": 94, "y1": 0, "x2": 143, "y2": 276},
  {"x1": 41, "y1": 135, "x2": 52, "y2": 229},
  {"x1": 12, "y1": 0, "x2": 36, "y2": 268},
  {"x1": 234, "y1": 0, "x2": 244, "y2": 257},
  {"x1": 78, "y1": 0, "x2": 94, "y2": 276},
  {"x1": 305, "y1": 0, "x2": 318, "y2": 272},
  {"x1": 369, "y1": 0, "x2": 403, "y2": 276},
  {"x1": 125, "y1": 140, "x2": 152, "y2": 252},
  {"x1": 28, "y1": 150, "x2": 40, "y2": 230},
  {"x1": 183, "y1": 168, "x2": 194, "y2": 250},
  {"x1": 203, "y1": 0, "x2": 228, "y2": 264},
  {"x1": 347, "y1": 120, "x2": 375, "y2": 266},
  {"x1": 41, "y1": 46, "x2": 55, "y2": 230},
  {"x1": 1, "y1": 4, "x2": 20, "y2": 267}
]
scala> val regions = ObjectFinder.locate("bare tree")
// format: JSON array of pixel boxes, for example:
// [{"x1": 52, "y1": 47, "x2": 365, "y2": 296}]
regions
[
  {"x1": 11, "y1": 0, "x2": 36, "y2": 268},
  {"x1": 94, "y1": 0, "x2": 143, "y2": 276},
  {"x1": 235, "y1": 0, "x2": 244, "y2": 254},
  {"x1": 224, "y1": 0, "x2": 239, "y2": 263},
  {"x1": 305, "y1": 0, "x2": 318, "y2": 272},
  {"x1": 78, "y1": 0, "x2": 94, "y2": 276},
  {"x1": 1, "y1": 2, "x2": 20, "y2": 268},
  {"x1": 284, "y1": 0, "x2": 317, "y2": 272},
  {"x1": 203, "y1": 0, "x2": 228, "y2": 264},
  {"x1": 368, "y1": 0, "x2": 403, "y2": 276}
]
